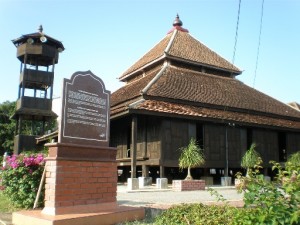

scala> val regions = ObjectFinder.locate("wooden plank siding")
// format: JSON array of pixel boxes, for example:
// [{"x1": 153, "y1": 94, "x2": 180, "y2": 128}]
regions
[
  {"x1": 146, "y1": 117, "x2": 162, "y2": 160},
  {"x1": 252, "y1": 129, "x2": 279, "y2": 166},
  {"x1": 110, "y1": 117, "x2": 129, "y2": 159},
  {"x1": 161, "y1": 119, "x2": 190, "y2": 167},
  {"x1": 286, "y1": 132, "x2": 300, "y2": 156},
  {"x1": 204, "y1": 124, "x2": 225, "y2": 168},
  {"x1": 227, "y1": 127, "x2": 247, "y2": 168},
  {"x1": 112, "y1": 115, "x2": 299, "y2": 172}
]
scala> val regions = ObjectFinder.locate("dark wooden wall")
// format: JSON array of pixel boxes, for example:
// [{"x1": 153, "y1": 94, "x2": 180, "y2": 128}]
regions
[
  {"x1": 227, "y1": 127, "x2": 247, "y2": 167},
  {"x1": 252, "y1": 129, "x2": 279, "y2": 166},
  {"x1": 144, "y1": 117, "x2": 162, "y2": 160},
  {"x1": 111, "y1": 115, "x2": 300, "y2": 170},
  {"x1": 161, "y1": 119, "x2": 190, "y2": 167},
  {"x1": 286, "y1": 132, "x2": 300, "y2": 156},
  {"x1": 203, "y1": 124, "x2": 247, "y2": 168},
  {"x1": 110, "y1": 117, "x2": 129, "y2": 159},
  {"x1": 111, "y1": 116, "x2": 162, "y2": 164},
  {"x1": 204, "y1": 124, "x2": 225, "y2": 167}
]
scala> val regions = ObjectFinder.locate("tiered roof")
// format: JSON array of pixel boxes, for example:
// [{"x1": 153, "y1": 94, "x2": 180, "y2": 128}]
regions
[{"x1": 111, "y1": 16, "x2": 300, "y2": 131}]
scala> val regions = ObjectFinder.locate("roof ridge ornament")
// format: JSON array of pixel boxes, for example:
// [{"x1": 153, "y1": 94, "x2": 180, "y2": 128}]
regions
[
  {"x1": 173, "y1": 14, "x2": 183, "y2": 27},
  {"x1": 38, "y1": 25, "x2": 48, "y2": 43},
  {"x1": 167, "y1": 14, "x2": 189, "y2": 34},
  {"x1": 38, "y1": 25, "x2": 43, "y2": 33}
]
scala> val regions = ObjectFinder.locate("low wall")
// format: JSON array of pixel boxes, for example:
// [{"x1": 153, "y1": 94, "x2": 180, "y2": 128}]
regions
[{"x1": 172, "y1": 180, "x2": 205, "y2": 191}]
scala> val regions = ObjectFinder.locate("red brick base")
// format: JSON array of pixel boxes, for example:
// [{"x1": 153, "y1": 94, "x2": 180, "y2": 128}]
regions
[
  {"x1": 13, "y1": 142, "x2": 145, "y2": 224},
  {"x1": 172, "y1": 180, "x2": 206, "y2": 191},
  {"x1": 42, "y1": 143, "x2": 118, "y2": 215}
]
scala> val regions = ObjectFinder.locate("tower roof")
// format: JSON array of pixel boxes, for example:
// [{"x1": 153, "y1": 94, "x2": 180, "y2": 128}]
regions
[
  {"x1": 119, "y1": 15, "x2": 240, "y2": 81},
  {"x1": 12, "y1": 25, "x2": 65, "y2": 51}
]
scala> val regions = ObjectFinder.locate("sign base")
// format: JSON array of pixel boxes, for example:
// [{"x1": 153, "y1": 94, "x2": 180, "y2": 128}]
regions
[{"x1": 13, "y1": 206, "x2": 145, "y2": 225}]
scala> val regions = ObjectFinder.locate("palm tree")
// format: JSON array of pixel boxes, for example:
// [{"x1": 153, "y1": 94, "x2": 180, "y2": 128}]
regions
[
  {"x1": 179, "y1": 138, "x2": 205, "y2": 180},
  {"x1": 241, "y1": 143, "x2": 261, "y2": 176}
]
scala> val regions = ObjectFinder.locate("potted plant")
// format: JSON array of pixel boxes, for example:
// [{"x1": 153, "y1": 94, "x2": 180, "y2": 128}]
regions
[
  {"x1": 241, "y1": 143, "x2": 261, "y2": 177},
  {"x1": 178, "y1": 138, "x2": 205, "y2": 180},
  {"x1": 236, "y1": 143, "x2": 262, "y2": 189},
  {"x1": 172, "y1": 138, "x2": 206, "y2": 191}
]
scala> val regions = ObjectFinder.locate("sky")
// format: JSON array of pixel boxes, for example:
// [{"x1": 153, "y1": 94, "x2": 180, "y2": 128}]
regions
[{"x1": 0, "y1": 0, "x2": 299, "y2": 105}]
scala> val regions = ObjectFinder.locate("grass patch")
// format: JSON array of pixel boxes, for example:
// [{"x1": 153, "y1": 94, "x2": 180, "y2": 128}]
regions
[
  {"x1": 0, "y1": 191, "x2": 20, "y2": 213},
  {"x1": 117, "y1": 219, "x2": 155, "y2": 225}
]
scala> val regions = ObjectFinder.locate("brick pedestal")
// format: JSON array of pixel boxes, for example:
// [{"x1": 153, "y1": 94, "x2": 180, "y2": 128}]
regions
[
  {"x1": 42, "y1": 143, "x2": 118, "y2": 215},
  {"x1": 43, "y1": 159, "x2": 117, "y2": 215},
  {"x1": 13, "y1": 143, "x2": 144, "y2": 225},
  {"x1": 172, "y1": 180, "x2": 206, "y2": 191}
]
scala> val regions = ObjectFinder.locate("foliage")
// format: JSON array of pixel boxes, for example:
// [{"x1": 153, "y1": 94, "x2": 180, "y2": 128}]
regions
[
  {"x1": 241, "y1": 143, "x2": 261, "y2": 175},
  {"x1": 0, "y1": 191, "x2": 20, "y2": 213},
  {"x1": 0, "y1": 101, "x2": 16, "y2": 154},
  {"x1": 178, "y1": 138, "x2": 205, "y2": 180},
  {"x1": 1, "y1": 152, "x2": 46, "y2": 209},
  {"x1": 117, "y1": 218, "x2": 155, "y2": 225},
  {"x1": 156, "y1": 153, "x2": 300, "y2": 225},
  {"x1": 155, "y1": 203, "x2": 239, "y2": 225},
  {"x1": 287, "y1": 151, "x2": 300, "y2": 167},
  {"x1": 208, "y1": 187, "x2": 228, "y2": 204},
  {"x1": 20, "y1": 119, "x2": 57, "y2": 136},
  {"x1": 236, "y1": 155, "x2": 300, "y2": 225}
]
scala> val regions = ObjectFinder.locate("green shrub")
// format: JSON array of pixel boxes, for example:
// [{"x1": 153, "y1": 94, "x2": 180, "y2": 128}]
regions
[
  {"x1": 155, "y1": 203, "x2": 238, "y2": 225},
  {"x1": 287, "y1": 151, "x2": 300, "y2": 167},
  {"x1": 235, "y1": 153, "x2": 300, "y2": 225},
  {"x1": 156, "y1": 153, "x2": 300, "y2": 225},
  {"x1": 1, "y1": 152, "x2": 46, "y2": 209}
]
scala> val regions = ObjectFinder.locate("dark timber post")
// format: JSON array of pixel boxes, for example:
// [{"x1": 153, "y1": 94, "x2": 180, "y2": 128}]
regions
[
  {"x1": 160, "y1": 166, "x2": 165, "y2": 178},
  {"x1": 225, "y1": 126, "x2": 229, "y2": 177},
  {"x1": 131, "y1": 115, "x2": 137, "y2": 178}
]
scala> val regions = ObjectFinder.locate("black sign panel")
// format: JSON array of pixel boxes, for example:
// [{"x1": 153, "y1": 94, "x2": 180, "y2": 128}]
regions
[{"x1": 59, "y1": 71, "x2": 110, "y2": 146}]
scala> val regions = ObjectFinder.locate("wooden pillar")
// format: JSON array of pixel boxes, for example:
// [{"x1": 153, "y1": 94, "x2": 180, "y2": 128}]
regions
[
  {"x1": 50, "y1": 59, "x2": 55, "y2": 100},
  {"x1": 142, "y1": 165, "x2": 149, "y2": 177},
  {"x1": 143, "y1": 118, "x2": 147, "y2": 159},
  {"x1": 160, "y1": 166, "x2": 165, "y2": 178},
  {"x1": 131, "y1": 115, "x2": 137, "y2": 178},
  {"x1": 31, "y1": 118, "x2": 34, "y2": 135},
  {"x1": 225, "y1": 126, "x2": 229, "y2": 177},
  {"x1": 18, "y1": 117, "x2": 22, "y2": 135},
  {"x1": 42, "y1": 118, "x2": 45, "y2": 135}
]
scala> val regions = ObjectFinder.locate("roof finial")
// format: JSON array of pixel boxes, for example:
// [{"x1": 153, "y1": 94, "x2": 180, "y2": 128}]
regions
[
  {"x1": 173, "y1": 14, "x2": 183, "y2": 27},
  {"x1": 167, "y1": 14, "x2": 189, "y2": 34},
  {"x1": 38, "y1": 25, "x2": 43, "y2": 33}
]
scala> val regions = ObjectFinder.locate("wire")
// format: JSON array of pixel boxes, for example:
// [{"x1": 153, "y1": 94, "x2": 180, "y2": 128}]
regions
[
  {"x1": 232, "y1": 0, "x2": 242, "y2": 65},
  {"x1": 253, "y1": 0, "x2": 265, "y2": 88}
]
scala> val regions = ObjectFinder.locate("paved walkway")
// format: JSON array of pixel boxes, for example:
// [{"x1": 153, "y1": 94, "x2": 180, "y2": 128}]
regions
[
  {"x1": 0, "y1": 184, "x2": 243, "y2": 225},
  {"x1": 117, "y1": 184, "x2": 243, "y2": 209}
]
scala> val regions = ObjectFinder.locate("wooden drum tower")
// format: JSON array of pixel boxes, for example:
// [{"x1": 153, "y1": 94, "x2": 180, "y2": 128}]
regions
[{"x1": 12, "y1": 26, "x2": 64, "y2": 154}]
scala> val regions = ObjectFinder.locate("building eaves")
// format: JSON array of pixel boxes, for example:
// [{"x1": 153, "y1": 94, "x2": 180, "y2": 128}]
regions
[{"x1": 131, "y1": 100, "x2": 300, "y2": 131}]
